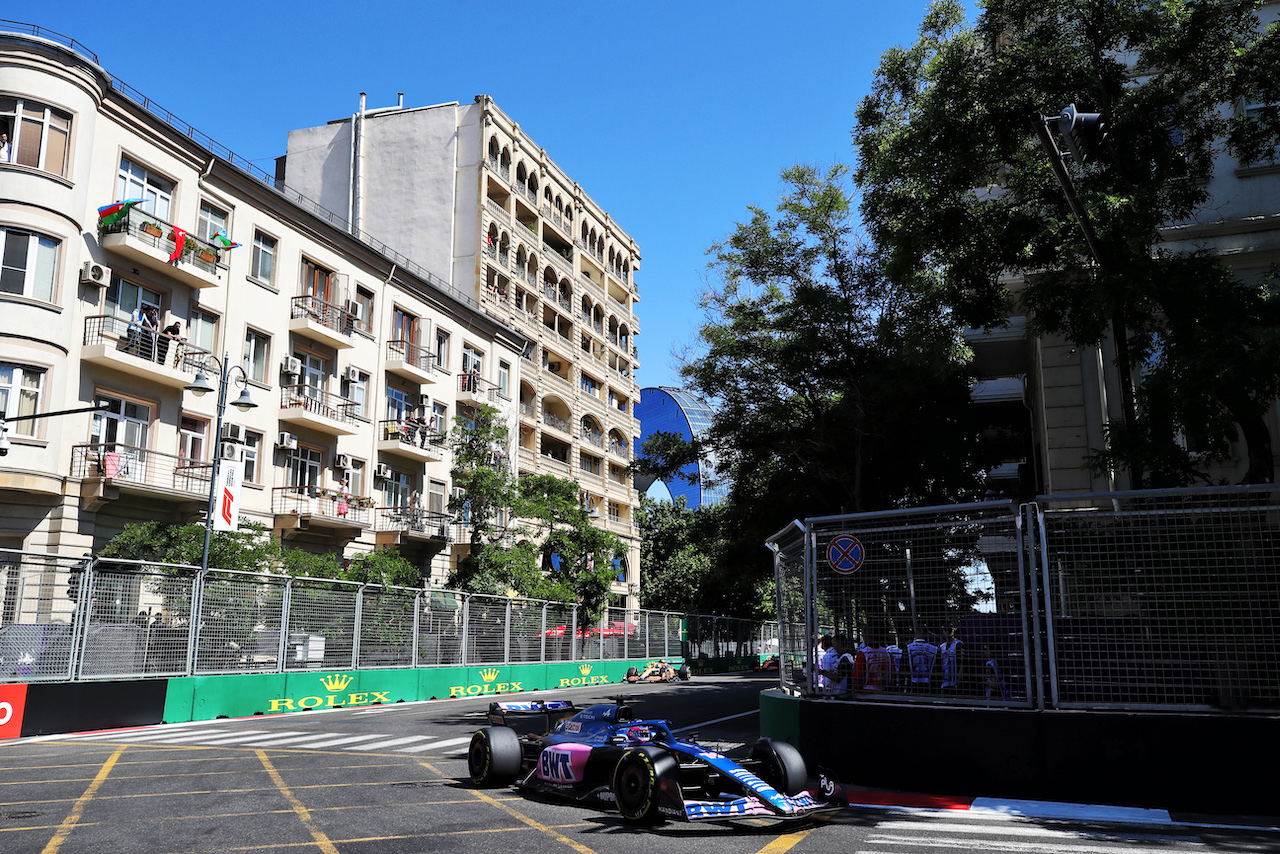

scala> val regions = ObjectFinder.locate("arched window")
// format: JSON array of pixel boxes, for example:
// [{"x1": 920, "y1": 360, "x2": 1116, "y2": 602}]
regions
[
  {"x1": 516, "y1": 162, "x2": 528, "y2": 183},
  {"x1": 488, "y1": 136, "x2": 499, "y2": 158}
]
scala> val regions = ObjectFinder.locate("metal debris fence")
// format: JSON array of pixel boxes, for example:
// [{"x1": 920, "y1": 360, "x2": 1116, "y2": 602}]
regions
[
  {"x1": 769, "y1": 486, "x2": 1280, "y2": 713},
  {"x1": 0, "y1": 551, "x2": 776, "y2": 681}
]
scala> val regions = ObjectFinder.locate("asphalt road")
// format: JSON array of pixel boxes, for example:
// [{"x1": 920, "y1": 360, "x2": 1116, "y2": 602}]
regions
[{"x1": 1, "y1": 672, "x2": 1275, "y2": 854}]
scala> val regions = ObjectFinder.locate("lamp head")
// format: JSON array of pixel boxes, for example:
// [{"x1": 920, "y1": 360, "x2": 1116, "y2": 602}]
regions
[
  {"x1": 184, "y1": 371, "x2": 214, "y2": 397},
  {"x1": 231, "y1": 387, "x2": 257, "y2": 412}
]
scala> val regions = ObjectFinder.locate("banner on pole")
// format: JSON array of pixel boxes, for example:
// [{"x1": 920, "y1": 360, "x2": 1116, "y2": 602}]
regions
[{"x1": 212, "y1": 460, "x2": 244, "y2": 532}]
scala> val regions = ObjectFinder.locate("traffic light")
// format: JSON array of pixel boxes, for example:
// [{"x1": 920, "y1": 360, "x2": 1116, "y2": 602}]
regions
[{"x1": 1058, "y1": 103, "x2": 1109, "y2": 165}]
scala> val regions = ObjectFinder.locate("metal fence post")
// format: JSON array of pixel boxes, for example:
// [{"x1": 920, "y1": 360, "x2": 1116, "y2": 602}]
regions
[
  {"x1": 277, "y1": 577, "x2": 293, "y2": 674},
  {"x1": 1035, "y1": 501, "x2": 1060, "y2": 710},
  {"x1": 69, "y1": 558, "x2": 94, "y2": 681},
  {"x1": 352, "y1": 584, "x2": 365, "y2": 670},
  {"x1": 504, "y1": 598, "x2": 512, "y2": 664},
  {"x1": 540, "y1": 602, "x2": 547, "y2": 662},
  {"x1": 459, "y1": 594, "x2": 469, "y2": 665},
  {"x1": 412, "y1": 590, "x2": 421, "y2": 669},
  {"x1": 186, "y1": 570, "x2": 207, "y2": 676},
  {"x1": 1021, "y1": 502, "x2": 1047, "y2": 710}
]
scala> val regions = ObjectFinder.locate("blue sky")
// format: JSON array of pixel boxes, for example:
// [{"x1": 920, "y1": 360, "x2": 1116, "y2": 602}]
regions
[{"x1": 29, "y1": 0, "x2": 965, "y2": 389}]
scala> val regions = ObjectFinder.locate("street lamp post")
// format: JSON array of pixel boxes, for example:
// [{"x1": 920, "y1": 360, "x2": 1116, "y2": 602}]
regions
[{"x1": 184, "y1": 352, "x2": 256, "y2": 573}]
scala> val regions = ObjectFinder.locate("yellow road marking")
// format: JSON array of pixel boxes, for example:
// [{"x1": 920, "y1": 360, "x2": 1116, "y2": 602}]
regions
[
  {"x1": 255, "y1": 750, "x2": 340, "y2": 854},
  {"x1": 157, "y1": 823, "x2": 594, "y2": 853},
  {"x1": 467, "y1": 788, "x2": 600, "y2": 854},
  {"x1": 40, "y1": 744, "x2": 125, "y2": 854},
  {"x1": 753, "y1": 827, "x2": 815, "y2": 854}
]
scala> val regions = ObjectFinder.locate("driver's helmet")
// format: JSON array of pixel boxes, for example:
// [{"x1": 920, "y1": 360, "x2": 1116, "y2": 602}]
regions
[{"x1": 625, "y1": 725, "x2": 653, "y2": 743}]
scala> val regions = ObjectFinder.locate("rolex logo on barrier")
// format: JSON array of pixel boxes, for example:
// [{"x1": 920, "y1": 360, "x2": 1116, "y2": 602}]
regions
[
  {"x1": 266, "y1": 672, "x2": 390, "y2": 713},
  {"x1": 578, "y1": 664, "x2": 593, "y2": 676},
  {"x1": 449, "y1": 667, "x2": 523, "y2": 697},
  {"x1": 559, "y1": 661, "x2": 610, "y2": 688},
  {"x1": 321, "y1": 673, "x2": 355, "y2": 692}
]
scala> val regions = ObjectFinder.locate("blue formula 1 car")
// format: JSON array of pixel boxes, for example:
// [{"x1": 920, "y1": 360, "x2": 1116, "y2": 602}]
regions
[{"x1": 467, "y1": 698, "x2": 830, "y2": 824}]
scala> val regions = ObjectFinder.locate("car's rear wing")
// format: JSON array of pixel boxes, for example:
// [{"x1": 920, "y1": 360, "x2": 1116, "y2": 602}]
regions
[{"x1": 486, "y1": 699, "x2": 577, "y2": 733}]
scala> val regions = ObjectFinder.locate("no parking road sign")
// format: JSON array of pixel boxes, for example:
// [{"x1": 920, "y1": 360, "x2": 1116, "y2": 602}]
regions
[{"x1": 827, "y1": 535, "x2": 864, "y2": 574}]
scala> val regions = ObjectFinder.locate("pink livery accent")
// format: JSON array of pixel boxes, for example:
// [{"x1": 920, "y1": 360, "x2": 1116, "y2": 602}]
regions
[{"x1": 536, "y1": 743, "x2": 593, "y2": 783}]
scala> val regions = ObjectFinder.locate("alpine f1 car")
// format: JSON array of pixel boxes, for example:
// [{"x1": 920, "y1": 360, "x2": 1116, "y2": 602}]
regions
[{"x1": 468, "y1": 698, "x2": 830, "y2": 824}]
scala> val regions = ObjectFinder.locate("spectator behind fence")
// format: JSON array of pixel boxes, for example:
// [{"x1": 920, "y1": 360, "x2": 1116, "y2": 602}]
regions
[
  {"x1": 813, "y1": 633, "x2": 835, "y2": 693},
  {"x1": 939, "y1": 625, "x2": 965, "y2": 694},
  {"x1": 983, "y1": 644, "x2": 1011, "y2": 702},
  {"x1": 823, "y1": 633, "x2": 856, "y2": 695},
  {"x1": 907, "y1": 629, "x2": 938, "y2": 692},
  {"x1": 885, "y1": 639, "x2": 904, "y2": 688},
  {"x1": 862, "y1": 638, "x2": 894, "y2": 691}
]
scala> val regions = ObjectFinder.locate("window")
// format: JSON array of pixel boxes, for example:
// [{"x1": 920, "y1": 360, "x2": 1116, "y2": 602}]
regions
[
  {"x1": 243, "y1": 328, "x2": 270, "y2": 383},
  {"x1": 243, "y1": 431, "x2": 262, "y2": 483},
  {"x1": 0, "y1": 227, "x2": 57, "y2": 301},
  {"x1": 91, "y1": 394, "x2": 150, "y2": 450},
  {"x1": 498, "y1": 361, "x2": 511, "y2": 399},
  {"x1": 197, "y1": 200, "x2": 228, "y2": 244},
  {"x1": 435, "y1": 328, "x2": 451, "y2": 370},
  {"x1": 178, "y1": 416, "x2": 207, "y2": 463},
  {"x1": 343, "y1": 369, "x2": 369, "y2": 417},
  {"x1": 353, "y1": 286, "x2": 374, "y2": 334},
  {"x1": 432, "y1": 401, "x2": 448, "y2": 432},
  {"x1": 105, "y1": 276, "x2": 160, "y2": 324},
  {"x1": 0, "y1": 97, "x2": 71, "y2": 176},
  {"x1": 117, "y1": 156, "x2": 173, "y2": 220},
  {"x1": 250, "y1": 231, "x2": 276, "y2": 284},
  {"x1": 579, "y1": 451, "x2": 601, "y2": 476},
  {"x1": 297, "y1": 351, "x2": 326, "y2": 398},
  {"x1": 382, "y1": 468, "x2": 411, "y2": 509},
  {"x1": 346, "y1": 459, "x2": 365, "y2": 497},
  {"x1": 0, "y1": 364, "x2": 43, "y2": 437},
  {"x1": 608, "y1": 501, "x2": 624, "y2": 523},
  {"x1": 286, "y1": 445, "x2": 323, "y2": 491},
  {"x1": 301, "y1": 257, "x2": 333, "y2": 301},
  {"x1": 391, "y1": 306, "x2": 417, "y2": 345},
  {"x1": 385, "y1": 385, "x2": 412, "y2": 422},
  {"x1": 581, "y1": 372, "x2": 600, "y2": 396},
  {"x1": 429, "y1": 479, "x2": 446, "y2": 515},
  {"x1": 188, "y1": 308, "x2": 218, "y2": 355}
]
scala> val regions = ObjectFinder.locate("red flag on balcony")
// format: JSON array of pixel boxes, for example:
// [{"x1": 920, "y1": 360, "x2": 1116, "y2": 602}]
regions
[
  {"x1": 97, "y1": 199, "x2": 146, "y2": 228},
  {"x1": 168, "y1": 227, "x2": 187, "y2": 264}
]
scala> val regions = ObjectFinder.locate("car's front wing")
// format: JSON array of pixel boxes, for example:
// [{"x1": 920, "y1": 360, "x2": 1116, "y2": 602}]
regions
[{"x1": 680, "y1": 790, "x2": 824, "y2": 822}]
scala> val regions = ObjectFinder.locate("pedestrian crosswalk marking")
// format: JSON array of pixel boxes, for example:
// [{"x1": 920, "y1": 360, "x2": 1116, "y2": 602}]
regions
[{"x1": 38, "y1": 725, "x2": 476, "y2": 756}]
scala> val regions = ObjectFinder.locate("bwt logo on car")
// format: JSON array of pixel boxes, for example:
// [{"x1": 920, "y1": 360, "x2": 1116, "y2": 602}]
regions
[{"x1": 538, "y1": 748, "x2": 579, "y2": 782}]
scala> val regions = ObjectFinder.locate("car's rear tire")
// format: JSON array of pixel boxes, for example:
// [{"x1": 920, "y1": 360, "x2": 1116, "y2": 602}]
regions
[
  {"x1": 626, "y1": 666, "x2": 639, "y2": 679},
  {"x1": 613, "y1": 745, "x2": 679, "y2": 824},
  {"x1": 468, "y1": 726, "x2": 522, "y2": 787},
  {"x1": 749, "y1": 737, "x2": 807, "y2": 795},
  {"x1": 676, "y1": 663, "x2": 690, "y2": 681}
]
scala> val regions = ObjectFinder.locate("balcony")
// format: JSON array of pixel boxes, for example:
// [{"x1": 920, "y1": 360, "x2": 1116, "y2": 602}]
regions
[
  {"x1": 971, "y1": 377, "x2": 1025, "y2": 404},
  {"x1": 71, "y1": 443, "x2": 211, "y2": 511},
  {"x1": 458, "y1": 372, "x2": 501, "y2": 405},
  {"x1": 608, "y1": 440, "x2": 630, "y2": 461},
  {"x1": 272, "y1": 485, "x2": 369, "y2": 535},
  {"x1": 81, "y1": 316, "x2": 212, "y2": 389},
  {"x1": 289, "y1": 295, "x2": 355, "y2": 349},
  {"x1": 384, "y1": 340, "x2": 437, "y2": 385},
  {"x1": 543, "y1": 411, "x2": 571, "y2": 435},
  {"x1": 378, "y1": 419, "x2": 447, "y2": 463},
  {"x1": 279, "y1": 385, "x2": 360, "y2": 435},
  {"x1": 99, "y1": 206, "x2": 221, "y2": 290},
  {"x1": 963, "y1": 316, "x2": 1030, "y2": 378},
  {"x1": 372, "y1": 507, "x2": 453, "y2": 548}
]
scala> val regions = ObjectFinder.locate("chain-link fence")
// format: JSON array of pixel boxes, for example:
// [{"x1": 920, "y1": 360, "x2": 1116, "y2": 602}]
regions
[
  {"x1": 0, "y1": 550, "x2": 774, "y2": 681},
  {"x1": 773, "y1": 487, "x2": 1280, "y2": 713}
]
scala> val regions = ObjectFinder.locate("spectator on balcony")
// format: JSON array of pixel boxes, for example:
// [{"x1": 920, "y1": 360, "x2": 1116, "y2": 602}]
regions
[
  {"x1": 0, "y1": 132, "x2": 10, "y2": 162},
  {"x1": 157, "y1": 319, "x2": 182, "y2": 365},
  {"x1": 127, "y1": 305, "x2": 156, "y2": 358}
]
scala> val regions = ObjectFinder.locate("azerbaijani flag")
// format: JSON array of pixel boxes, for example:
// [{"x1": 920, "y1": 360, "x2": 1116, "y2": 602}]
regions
[
  {"x1": 210, "y1": 229, "x2": 240, "y2": 250},
  {"x1": 97, "y1": 199, "x2": 147, "y2": 229},
  {"x1": 168, "y1": 227, "x2": 187, "y2": 264}
]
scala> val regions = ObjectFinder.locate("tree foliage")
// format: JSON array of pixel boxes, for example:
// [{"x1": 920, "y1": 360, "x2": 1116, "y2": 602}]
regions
[{"x1": 853, "y1": 0, "x2": 1280, "y2": 485}]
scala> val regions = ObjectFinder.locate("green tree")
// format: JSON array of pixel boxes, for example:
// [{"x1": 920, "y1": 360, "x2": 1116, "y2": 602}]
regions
[
  {"x1": 447, "y1": 403, "x2": 519, "y2": 593},
  {"x1": 636, "y1": 495, "x2": 712, "y2": 614},
  {"x1": 853, "y1": 0, "x2": 1280, "y2": 485}
]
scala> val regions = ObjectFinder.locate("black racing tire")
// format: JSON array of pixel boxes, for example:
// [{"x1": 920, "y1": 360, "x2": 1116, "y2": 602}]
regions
[
  {"x1": 613, "y1": 745, "x2": 680, "y2": 824},
  {"x1": 626, "y1": 666, "x2": 639, "y2": 679},
  {"x1": 749, "y1": 737, "x2": 807, "y2": 795},
  {"x1": 468, "y1": 726, "x2": 522, "y2": 787},
  {"x1": 676, "y1": 663, "x2": 690, "y2": 681}
]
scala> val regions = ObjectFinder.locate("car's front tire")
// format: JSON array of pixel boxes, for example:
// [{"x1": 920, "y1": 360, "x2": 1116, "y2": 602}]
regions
[
  {"x1": 468, "y1": 726, "x2": 522, "y2": 787},
  {"x1": 749, "y1": 737, "x2": 807, "y2": 795},
  {"x1": 613, "y1": 745, "x2": 679, "y2": 824}
]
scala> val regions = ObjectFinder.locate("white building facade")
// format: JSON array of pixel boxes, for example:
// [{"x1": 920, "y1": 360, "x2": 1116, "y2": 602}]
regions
[
  {"x1": 282, "y1": 96, "x2": 644, "y2": 607},
  {"x1": 0, "y1": 26, "x2": 525, "y2": 588}
]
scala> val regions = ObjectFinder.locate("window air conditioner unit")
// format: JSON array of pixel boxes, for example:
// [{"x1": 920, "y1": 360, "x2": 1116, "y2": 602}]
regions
[
  {"x1": 219, "y1": 441, "x2": 242, "y2": 461},
  {"x1": 277, "y1": 432, "x2": 297, "y2": 450},
  {"x1": 342, "y1": 365, "x2": 361, "y2": 382},
  {"x1": 451, "y1": 487, "x2": 466, "y2": 501},
  {"x1": 346, "y1": 299, "x2": 363, "y2": 321},
  {"x1": 374, "y1": 463, "x2": 392, "y2": 480},
  {"x1": 221, "y1": 423, "x2": 246, "y2": 443},
  {"x1": 335, "y1": 453, "x2": 352, "y2": 469},
  {"x1": 418, "y1": 393, "x2": 432, "y2": 408},
  {"x1": 80, "y1": 261, "x2": 112, "y2": 286},
  {"x1": 282, "y1": 356, "x2": 302, "y2": 376}
]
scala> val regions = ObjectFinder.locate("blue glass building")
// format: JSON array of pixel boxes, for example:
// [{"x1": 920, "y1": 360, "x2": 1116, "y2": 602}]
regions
[{"x1": 634, "y1": 387, "x2": 728, "y2": 508}]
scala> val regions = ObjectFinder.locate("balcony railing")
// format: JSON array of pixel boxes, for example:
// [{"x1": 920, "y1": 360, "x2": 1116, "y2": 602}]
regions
[
  {"x1": 71, "y1": 443, "x2": 212, "y2": 496},
  {"x1": 83, "y1": 315, "x2": 211, "y2": 373},
  {"x1": 271, "y1": 486, "x2": 371, "y2": 526},
  {"x1": 280, "y1": 385, "x2": 360, "y2": 426},
  {"x1": 543, "y1": 412, "x2": 571, "y2": 434},
  {"x1": 458, "y1": 373, "x2": 501, "y2": 400},
  {"x1": 519, "y1": 402, "x2": 535, "y2": 418},
  {"x1": 372, "y1": 507, "x2": 453, "y2": 539},
  {"x1": 98, "y1": 205, "x2": 220, "y2": 277},
  {"x1": 380, "y1": 418, "x2": 447, "y2": 449},
  {"x1": 486, "y1": 155, "x2": 510, "y2": 180},
  {"x1": 581, "y1": 431, "x2": 604, "y2": 449},
  {"x1": 290, "y1": 294, "x2": 352, "y2": 337},
  {"x1": 386, "y1": 340, "x2": 434, "y2": 373},
  {"x1": 608, "y1": 441, "x2": 630, "y2": 461}
]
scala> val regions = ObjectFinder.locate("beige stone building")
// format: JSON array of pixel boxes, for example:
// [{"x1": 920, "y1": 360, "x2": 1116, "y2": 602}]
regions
[
  {"x1": 281, "y1": 96, "x2": 643, "y2": 606},
  {"x1": 0, "y1": 25, "x2": 528, "y2": 600}
]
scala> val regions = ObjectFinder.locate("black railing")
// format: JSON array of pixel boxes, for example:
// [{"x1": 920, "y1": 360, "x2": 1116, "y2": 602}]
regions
[
  {"x1": 97, "y1": 206, "x2": 220, "y2": 276},
  {"x1": 280, "y1": 385, "x2": 359, "y2": 425},
  {"x1": 83, "y1": 315, "x2": 211, "y2": 371}
]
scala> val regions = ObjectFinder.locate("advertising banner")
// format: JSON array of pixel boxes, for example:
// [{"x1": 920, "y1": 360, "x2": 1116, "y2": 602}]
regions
[{"x1": 211, "y1": 459, "x2": 244, "y2": 532}]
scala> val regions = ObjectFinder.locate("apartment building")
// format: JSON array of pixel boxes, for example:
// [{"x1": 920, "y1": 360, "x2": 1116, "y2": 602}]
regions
[
  {"x1": 281, "y1": 96, "x2": 643, "y2": 608},
  {"x1": 0, "y1": 25, "x2": 525, "y2": 587}
]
